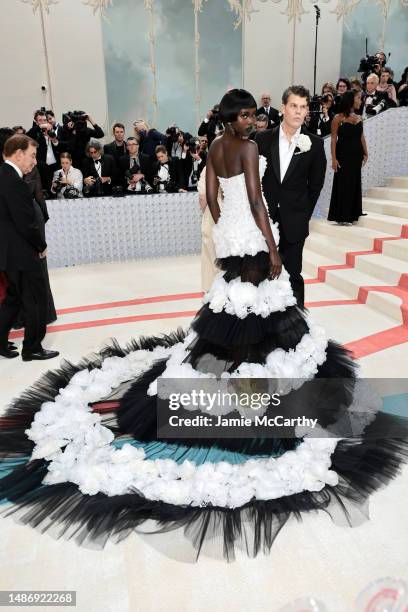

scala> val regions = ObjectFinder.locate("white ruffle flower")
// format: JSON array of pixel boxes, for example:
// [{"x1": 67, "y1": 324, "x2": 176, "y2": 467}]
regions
[{"x1": 296, "y1": 134, "x2": 312, "y2": 154}]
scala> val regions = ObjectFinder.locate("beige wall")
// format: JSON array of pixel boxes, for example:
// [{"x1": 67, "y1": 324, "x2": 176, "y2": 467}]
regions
[
  {"x1": 0, "y1": 0, "x2": 108, "y2": 133},
  {"x1": 243, "y1": 2, "x2": 344, "y2": 109}
]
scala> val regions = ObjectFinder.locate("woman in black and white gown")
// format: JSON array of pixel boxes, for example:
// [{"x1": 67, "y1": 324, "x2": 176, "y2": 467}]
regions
[{"x1": 0, "y1": 90, "x2": 407, "y2": 560}]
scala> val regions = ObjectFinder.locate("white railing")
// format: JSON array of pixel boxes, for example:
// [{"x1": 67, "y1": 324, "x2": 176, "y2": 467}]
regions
[{"x1": 314, "y1": 106, "x2": 408, "y2": 219}]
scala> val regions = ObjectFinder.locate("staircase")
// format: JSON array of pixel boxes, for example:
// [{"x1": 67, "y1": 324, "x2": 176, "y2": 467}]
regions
[{"x1": 304, "y1": 176, "x2": 408, "y2": 325}]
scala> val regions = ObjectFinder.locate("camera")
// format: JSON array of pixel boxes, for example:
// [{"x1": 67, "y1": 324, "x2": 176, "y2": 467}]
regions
[
  {"x1": 62, "y1": 110, "x2": 88, "y2": 131},
  {"x1": 83, "y1": 175, "x2": 103, "y2": 196},
  {"x1": 64, "y1": 186, "x2": 80, "y2": 199},
  {"x1": 53, "y1": 172, "x2": 64, "y2": 193},
  {"x1": 47, "y1": 129, "x2": 56, "y2": 139},
  {"x1": 365, "y1": 98, "x2": 387, "y2": 116},
  {"x1": 186, "y1": 137, "x2": 200, "y2": 155},
  {"x1": 166, "y1": 126, "x2": 180, "y2": 141},
  {"x1": 358, "y1": 54, "x2": 380, "y2": 73}
]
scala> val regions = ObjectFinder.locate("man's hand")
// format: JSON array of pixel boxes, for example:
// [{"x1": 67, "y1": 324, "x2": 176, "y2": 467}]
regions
[
  {"x1": 130, "y1": 173, "x2": 144, "y2": 184},
  {"x1": 206, "y1": 110, "x2": 213, "y2": 120},
  {"x1": 39, "y1": 248, "x2": 47, "y2": 259},
  {"x1": 84, "y1": 176, "x2": 95, "y2": 186},
  {"x1": 101, "y1": 176, "x2": 111, "y2": 184}
]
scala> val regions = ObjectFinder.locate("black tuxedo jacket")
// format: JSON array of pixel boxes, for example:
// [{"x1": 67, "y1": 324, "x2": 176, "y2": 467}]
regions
[
  {"x1": 151, "y1": 158, "x2": 180, "y2": 190},
  {"x1": 82, "y1": 154, "x2": 117, "y2": 194},
  {"x1": 0, "y1": 163, "x2": 46, "y2": 271},
  {"x1": 256, "y1": 106, "x2": 280, "y2": 128},
  {"x1": 255, "y1": 125, "x2": 326, "y2": 243},
  {"x1": 118, "y1": 153, "x2": 152, "y2": 188},
  {"x1": 178, "y1": 154, "x2": 206, "y2": 190},
  {"x1": 104, "y1": 141, "x2": 128, "y2": 163}
]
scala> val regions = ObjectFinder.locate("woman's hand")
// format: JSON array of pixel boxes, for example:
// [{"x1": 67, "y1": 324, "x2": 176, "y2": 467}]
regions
[
  {"x1": 362, "y1": 154, "x2": 368, "y2": 166},
  {"x1": 269, "y1": 250, "x2": 282, "y2": 280},
  {"x1": 332, "y1": 158, "x2": 341, "y2": 172}
]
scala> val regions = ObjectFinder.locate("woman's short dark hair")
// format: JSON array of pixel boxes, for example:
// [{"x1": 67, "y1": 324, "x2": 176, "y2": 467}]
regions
[
  {"x1": 219, "y1": 89, "x2": 257, "y2": 123},
  {"x1": 336, "y1": 77, "x2": 351, "y2": 90},
  {"x1": 337, "y1": 90, "x2": 356, "y2": 116}
]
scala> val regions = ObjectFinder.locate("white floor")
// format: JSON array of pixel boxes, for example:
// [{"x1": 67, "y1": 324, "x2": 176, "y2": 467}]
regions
[{"x1": 1, "y1": 255, "x2": 407, "y2": 612}]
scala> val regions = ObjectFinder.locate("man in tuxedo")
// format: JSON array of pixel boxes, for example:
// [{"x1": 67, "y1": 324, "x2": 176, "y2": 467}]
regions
[
  {"x1": 103, "y1": 123, "x2": 127, "y2": 163},
  {"x1": 26, "y1": 109, "x2": 62, "y2": 192},
  {"x1": 118, "y1": 137, "x2": 152, "y2": 193},
  {"x1": 256, "y1": 93, "x2": 280, "y2": 128},
  {"x1": 178, "y1": 139, "x2": 206, "y2": 191},
  {"x1": 256, "y1": 85, "x2": 327, "y2": 307},
  {"x1": 82, "y1": 140, "x2": 116, "y2": 196},
  {"x1": 198, "y1": 105, "x2": 224, "y2": 146},
  {"x1": 46, "y1": 110, "x2": 65, "y2": 141},
  {"x1": 0, "y1": 135, "x2": 59, "y2": 361}
]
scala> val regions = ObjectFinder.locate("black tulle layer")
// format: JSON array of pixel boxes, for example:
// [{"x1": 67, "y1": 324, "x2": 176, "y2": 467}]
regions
[
  {"x1": 1, "y1": 414, "x2": 408, "y2": 560},
  {"x1": 191, "y1": 304, "x2": 309, "y2": 351},
  {"x1": 216, "y1": 252, "x2": 271, "y2": 285}
]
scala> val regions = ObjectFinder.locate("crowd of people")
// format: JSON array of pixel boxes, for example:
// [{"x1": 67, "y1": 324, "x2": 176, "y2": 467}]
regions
[{"x1": 0, "y1": 54, "x2": 406, "y2": 205}]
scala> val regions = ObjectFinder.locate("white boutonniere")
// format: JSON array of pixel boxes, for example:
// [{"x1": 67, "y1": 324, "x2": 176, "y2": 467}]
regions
[{"x1": 294, "y1": 134, "x2": 312, "y2": 155}]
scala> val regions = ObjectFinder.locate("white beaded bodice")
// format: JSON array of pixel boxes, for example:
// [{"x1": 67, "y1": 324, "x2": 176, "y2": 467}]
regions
[{"x1": 212, "y1": 155, "x2": 279, "y2": 259}]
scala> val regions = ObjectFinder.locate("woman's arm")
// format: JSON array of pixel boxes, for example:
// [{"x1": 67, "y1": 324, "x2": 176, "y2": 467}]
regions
[
  {"x1": 73, "y1": 168, "x2": 83, "y2": 192},
  {"x1": 330, "y1": 115, "x2": 341, "y2": 172},
  {"x1": 205, "y1": 151, "x2": 221, "y2": 223},
  {"x1": 361, "y1": 128, "x2": 368, "y2": 165},
  {"x1": 242, "y1": 141, "x2": 281, "y2": 279}
]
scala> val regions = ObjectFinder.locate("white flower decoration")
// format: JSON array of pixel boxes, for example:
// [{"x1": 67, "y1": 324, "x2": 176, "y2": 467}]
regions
[{"x1": 296, "y1": 134, "x2": 312, "y2": 154}]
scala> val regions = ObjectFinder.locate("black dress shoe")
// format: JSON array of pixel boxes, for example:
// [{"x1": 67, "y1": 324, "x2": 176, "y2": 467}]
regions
[
  {"x1": 0, "y1": 347, "x2": 19, "y2": 359},
  {"x1": 22, "y1": 349, "x2": 60, "y2": 362}
]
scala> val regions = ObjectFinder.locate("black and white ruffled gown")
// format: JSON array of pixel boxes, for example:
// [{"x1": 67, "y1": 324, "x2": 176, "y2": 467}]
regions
[{"x1": 0, "y1": 156, "x2": 407, "y2": 559}]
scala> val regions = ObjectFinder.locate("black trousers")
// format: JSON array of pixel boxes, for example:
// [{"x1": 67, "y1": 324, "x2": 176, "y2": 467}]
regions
[
  {"x1": 275, "y1": 211, "x2": 306, "y2": 307},
  {"x1": 0, "y1": 269, "x2": 48, "y2": 353}
]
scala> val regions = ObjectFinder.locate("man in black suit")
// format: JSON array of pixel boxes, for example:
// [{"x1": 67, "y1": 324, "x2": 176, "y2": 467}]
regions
[
  {"x1": 198, "y1": 105, "x2": 224, "y2": 146},
  {"x1": 0, "y1": 135, "x2": 59, "y2": 361},
  {"x1": 103, "y1": 122, "x2": 127, "y2": 163},
  {"x1": 60, "y1": 112, "x2": 104, "y2": 168},
  {"x1": 118, "y1": 137, "x2": 153, "y2": 193},
  {"x1": 256, "y1": 85, "x2": 327, "y2": 306},
  {"x1": 256, "y1": 93, "x2": 280, "y2": 128},
  {"x1": 178, "y1": 139, "x2": 206, "y2": 191},
  {"x1": 82, "y1": 140, "x2": 117, "y2": 196}
]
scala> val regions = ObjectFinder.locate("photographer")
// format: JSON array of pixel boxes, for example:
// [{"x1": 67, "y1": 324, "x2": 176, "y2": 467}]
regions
[
  {"x1": 82, "y1": 140, "x2": 116, "y2": 197},
  {"x1": 333, "y1": 78, "x2": 351, "y2": 113},
  {"x1": 133, "y1": 120, "x2": 166, "y2": 159},
  {"x1": 377, "y1": 67, "x2": 397, "y2": 106},
  {"x1": 198, "y1": 135, "x2": 208, "y2": 155},
  {"x1": 151, "y1": 145, "x2": 183, "y2": 193},
  {"x1": 198, "y1": 105, "x2": 223, "y2": 146},
  {"x1": 118, "y1": 137, "x2": 152, "y2": 194},
  {"x1": 26, "y1": 109, "x2": 62, "y2": 191},
  {"x1": 103, "y1": 122, "x2": 127, "y2": 163},
  {"x1": 179, "y1": 136, "x2": 206, "y2": 192},
  {"x1": 360, "y1": 73, "x2": 390, "y2": 118},
  {"x1": 165, "y1": 126, "x2": 185, "y2": 159},
  {"x1": 51, "y1": 153, "x2": 83, "y2": 199},
  {"x1": 397, "y1": 67, "x2": 408, "y2": 106},
  {"x1": 46, "y1": 110, "x2": 64, "y2": 141},
  {"x1": 308, "y1": 92, "x2": 335, "y2": 137},
  {"x1": 60, "y1": 111, "x2": 104, "y2": 168},
  {"x1": 359, "y1": 53, "x2": 383, "y2": 85},
  {"x1": 255, "y1": 114, "x2": 269, "y2": 133}
]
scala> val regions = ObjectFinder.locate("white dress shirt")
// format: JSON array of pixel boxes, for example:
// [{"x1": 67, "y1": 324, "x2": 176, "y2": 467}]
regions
[
  {"x1": 5, "y1": 160, "x2": 23, "y2": 179},
  {"x1": 279, "y1": 125, "x2": 301, "y2": 182},
  {"x1": 46, "y1": 137, "x2": 57, "y2": 165}
]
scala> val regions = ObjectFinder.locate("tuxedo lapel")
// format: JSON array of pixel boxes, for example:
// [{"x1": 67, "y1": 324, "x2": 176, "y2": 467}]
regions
[{"x1": 269, "y1": 127, "x2": 281, "y2": 184}]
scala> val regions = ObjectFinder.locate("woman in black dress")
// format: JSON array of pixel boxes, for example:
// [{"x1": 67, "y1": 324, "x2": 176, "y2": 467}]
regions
[{"x1": 328, "y1": 90, "x2": 368, "y2": 225}]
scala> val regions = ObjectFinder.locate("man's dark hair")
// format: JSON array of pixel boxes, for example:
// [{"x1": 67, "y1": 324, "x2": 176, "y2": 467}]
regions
[
  {"x1": 155, "y1": 145, "x2": 167, "y2": 155},
  {"x1": 46, "y1": 110, "x2": 55, "y2": 117},
  {"x1": 126, "y1": 137, "x2": 139, "y2": 144},
  {"x1": 219, "y1": 89, "x2": 257, "y2": 123},
  {"x1": 34, "y1": 109, "x2": 46, "y2": 121},
  {"x1": 113, "y1": 122, "x2": 125, "y2": 132},
  {"x1": 3, "y1": 134, "x2": 38, "y2": 158},
  {"x1": 282, "y1": 85, "x2": 310, "y2": 105}
]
